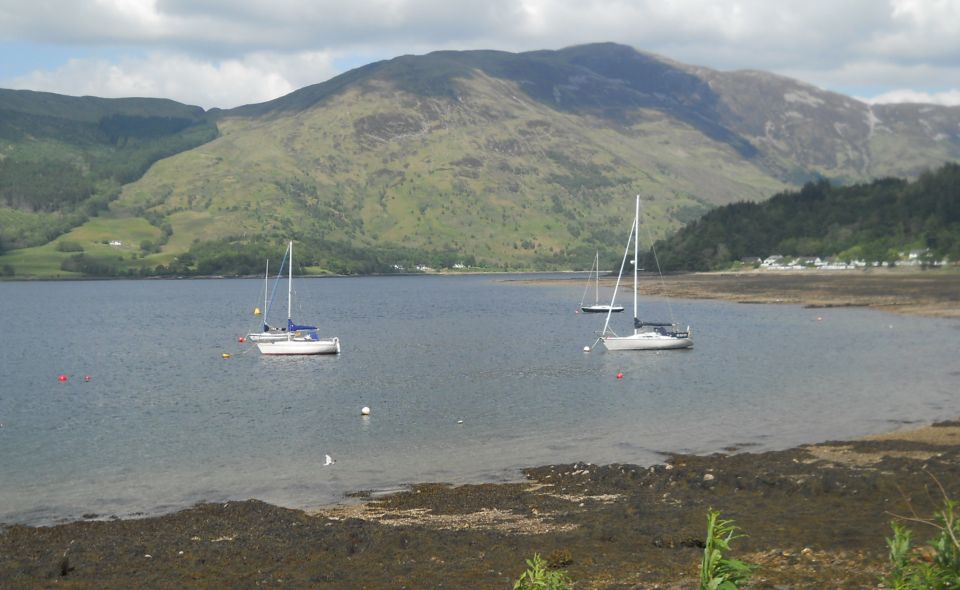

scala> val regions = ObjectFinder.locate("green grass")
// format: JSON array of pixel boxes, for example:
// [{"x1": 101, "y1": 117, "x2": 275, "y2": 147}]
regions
[
  {"x1": 64, "y1": 215, "x2": 160, "y2": 245},
  {"x1": 0, "y1": 214, "x2": 174, "y2": 277},
  {"x1": 0, "y1": 242, "x2": 81, "y2": 278}
]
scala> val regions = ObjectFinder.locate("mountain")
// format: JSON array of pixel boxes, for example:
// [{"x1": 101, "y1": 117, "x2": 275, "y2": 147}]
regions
[{"x1": 1, "y1": 43, "x2": 959, "y2": 277}]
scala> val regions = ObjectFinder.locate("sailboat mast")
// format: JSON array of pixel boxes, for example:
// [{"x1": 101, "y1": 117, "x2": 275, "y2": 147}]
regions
[
  {"x1": 633, "y1": 195, "x2": 639, "y2": 322},
  {"x1": 287, "y1": 241, "x2": 293, "y2": 321},
  {"x1": 601, "y1": 210, "x2": 633, "y2": 337},
  {"x1": 594, "y1": 251, "x2": 600, "y2": 304}
]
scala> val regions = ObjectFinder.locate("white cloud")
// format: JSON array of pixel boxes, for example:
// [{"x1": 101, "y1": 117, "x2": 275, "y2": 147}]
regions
[
  {"x1": 859, "y1": 0, "x2": 960, "y2": 61},
  {"x1": 863, "y1": 88, "x2": 960, "y2": 107},
  {"x1": 10, "y1": 51, "x2": 338, "y2": 109},
  {"x1": 1, "y1": 0, "x2": 959, "y2": 108},
  {"x1": 785, "y1": 58, "x2": 960, "y2": 106}
]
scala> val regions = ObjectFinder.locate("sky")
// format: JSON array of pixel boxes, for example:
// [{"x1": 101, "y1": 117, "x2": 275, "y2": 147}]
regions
[{"x1": 1, "y1": 0, "x2": 958, "y2": 110}]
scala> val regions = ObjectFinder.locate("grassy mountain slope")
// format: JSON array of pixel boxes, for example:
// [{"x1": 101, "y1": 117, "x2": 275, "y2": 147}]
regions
[
  {"x1": 2, "y1": 44, "x2": 959, "y2": 277},
  {"x1": 112, "y1": 70, "x2": 782, "y2": 271}
]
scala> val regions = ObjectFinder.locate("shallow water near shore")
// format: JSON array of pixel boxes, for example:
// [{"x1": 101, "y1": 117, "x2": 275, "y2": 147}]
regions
[{"x1": 1, "y1": 274, "x2": 957, "y2": 526}]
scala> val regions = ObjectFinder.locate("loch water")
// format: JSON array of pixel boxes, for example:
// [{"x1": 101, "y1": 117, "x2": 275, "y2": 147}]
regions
[{"x1": 1, "y1": 274, "x2": 957, "y2": 525}]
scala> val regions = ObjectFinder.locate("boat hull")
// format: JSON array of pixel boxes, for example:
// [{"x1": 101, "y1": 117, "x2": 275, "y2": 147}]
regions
[
  {"x1": 602, "y1": 333, "x2": 693, "y2": 351},
  {"x1": 256, "y1": 337, "x2": 340, "y2": 355},
  {"x1": 581, "y1": 305, "x2": 624, "y2": 313}
]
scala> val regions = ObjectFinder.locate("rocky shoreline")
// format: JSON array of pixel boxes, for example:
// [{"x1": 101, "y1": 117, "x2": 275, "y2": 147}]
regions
[{"x1": 2, "y1": 420, "x2": 959, "y2": 589}]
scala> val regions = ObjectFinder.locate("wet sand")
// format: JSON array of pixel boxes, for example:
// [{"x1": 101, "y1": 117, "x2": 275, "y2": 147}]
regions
[{"x1": 2, "y1": 270, "x2": 959, "y2": 588}]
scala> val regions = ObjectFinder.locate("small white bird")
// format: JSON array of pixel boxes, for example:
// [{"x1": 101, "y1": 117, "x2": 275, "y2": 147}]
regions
[{"x1": 323, "y1": 454, "x2": 335, "y2": 466}]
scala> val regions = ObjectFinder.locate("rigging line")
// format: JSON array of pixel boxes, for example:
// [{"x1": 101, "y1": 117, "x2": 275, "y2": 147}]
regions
[
  {"x1": 249, "y1": 261, "x2": 269, "y2": 333},
  {"x1": 248, "y1": 259, "x2": 272, "y2": 335},
  {"x1": 638, "y1": 199, "x2": 678, "y2": 327},
  {"x1": 264, "y1": 245, "x2": 289, "y2": 323},
  {"x1": 601, "y1": 208, "x2": 636, "y2": 337},
  {"x1": 578, "y1": 251, "x2": 597, "y2": 308}
]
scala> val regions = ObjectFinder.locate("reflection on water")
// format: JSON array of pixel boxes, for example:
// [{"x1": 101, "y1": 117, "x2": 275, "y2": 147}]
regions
[{"x1": 0, "y1": 275, "x2": 957, "y2": 525}]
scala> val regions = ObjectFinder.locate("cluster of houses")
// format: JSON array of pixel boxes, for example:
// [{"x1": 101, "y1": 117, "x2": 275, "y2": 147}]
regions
[
  {"x1": 392, "y1": 263, "x2": 468, "y2": 272},
  {"x1": 745, "y1": 249, "x2": 948, "y2": 270}
]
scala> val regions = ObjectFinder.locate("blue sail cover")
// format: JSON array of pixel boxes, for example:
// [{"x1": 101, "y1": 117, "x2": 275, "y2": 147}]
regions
[{"x1": 288, "y1": 319, "x2": 317, "y2": 331}]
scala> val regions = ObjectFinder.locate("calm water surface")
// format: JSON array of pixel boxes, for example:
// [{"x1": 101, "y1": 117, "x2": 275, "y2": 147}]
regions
[{"x1": 1, "y1": 274, "x2": 957, "y2": 525}]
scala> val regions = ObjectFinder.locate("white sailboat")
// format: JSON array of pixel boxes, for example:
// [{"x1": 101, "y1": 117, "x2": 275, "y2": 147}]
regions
[
  {"x1": 579, "y1": 251, "x2": 624, "y2": 314},
  {"x1": 597, "y1": 196, "x2": 693, "y2": 351},
  {"x1": 247, "y1": 257, "x2": 289, "y2": 343},
  {"x1": 247, "y1": 241, "x2": 340, "y2": 355}
]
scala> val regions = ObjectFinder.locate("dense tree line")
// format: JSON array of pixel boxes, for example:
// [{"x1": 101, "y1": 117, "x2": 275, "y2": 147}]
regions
[
  {"x1": 183, "y1": 237, "x2": 480, "y2": 277},
  {"x1": 645, "y1": 163, "x2": 960, "y2": 271},
  {"x1": 48, "y1": 235, "x2": 486, "y2": 278},
  {"x1": 98, "y1": 115, "x2": 197, "y2": 143},
  {"x1": 0, "y1": 159, "x2": 96, "y2": 212}
]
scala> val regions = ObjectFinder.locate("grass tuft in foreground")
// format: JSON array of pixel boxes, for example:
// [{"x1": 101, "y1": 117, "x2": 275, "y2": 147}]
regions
[
  {"x1": 884, "y1": 473, "x2": 960, "y2": 589},
  {"x1": 513, "y1": 553, "x2": 573, "y2": 590},
  {"x1": 699, "y1": 509, "x2": 756, "y2": 590}
]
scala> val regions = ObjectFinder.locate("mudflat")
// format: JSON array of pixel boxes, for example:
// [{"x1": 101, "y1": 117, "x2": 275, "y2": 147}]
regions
[{"x1": 627, "y1": 269, "x2": 960, "y2": 318}]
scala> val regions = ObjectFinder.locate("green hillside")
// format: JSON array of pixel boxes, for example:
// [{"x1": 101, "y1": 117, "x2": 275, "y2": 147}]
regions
[
  {"x1": 0, "y1": 90, "x2": 217, "y2": 258},
  {"x1": 1, "y1": 43, "x2": 958, "y2": 278},
  {"x1": 646, "y1": 162, "x2": 960, "y2": 271}
]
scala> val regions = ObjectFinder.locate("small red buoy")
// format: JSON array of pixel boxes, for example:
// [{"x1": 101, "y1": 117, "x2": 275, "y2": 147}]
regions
[
  {"x1": 84, "y1": 375, "x2": 92, "y2": 382},
  {"x1": 616, "y1": 371, "x2": 624, "y2": 380},
  {"x1": 58, "y1": 374, "x2": 68, "y2": 382},
  {"x1": 237, "y1": 336, "x2": 246, "y2": 343}
]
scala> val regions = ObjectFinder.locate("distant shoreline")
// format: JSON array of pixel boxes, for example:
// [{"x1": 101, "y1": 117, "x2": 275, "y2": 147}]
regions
[
  {"x1": 528, "y1": 267, "x2": 960, "y2": 318},
  {"x1": 0, "y1": 269, "x2": 585, "y2": 282}
]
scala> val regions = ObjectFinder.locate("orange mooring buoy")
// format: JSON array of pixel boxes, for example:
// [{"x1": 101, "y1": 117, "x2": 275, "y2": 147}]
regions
[
  {"x1": 58, "y1": 374, "x2": 68, "y2": 382},
  {"x1": 616, "y1": 371, "x2": 624, "y2": 380}
]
